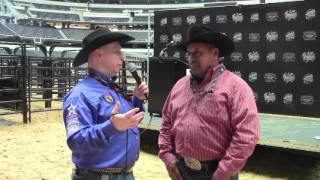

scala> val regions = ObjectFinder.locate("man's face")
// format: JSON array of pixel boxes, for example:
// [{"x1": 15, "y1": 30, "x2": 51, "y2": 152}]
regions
[
  {"x1": 186, "y1": 42, "x2": 219, "y2": 78},
  {"x1": 98, "y1": 41, "x2": 125, "y2": 76}
]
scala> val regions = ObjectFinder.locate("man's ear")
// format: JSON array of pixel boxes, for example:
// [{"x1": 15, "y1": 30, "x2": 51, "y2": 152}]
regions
[
  {"x1": 92, "y1": 48, "x2": 102, "y2": 62},
  {"x1": 211, "y1": 47, "x2": 220, "y2": 57}
]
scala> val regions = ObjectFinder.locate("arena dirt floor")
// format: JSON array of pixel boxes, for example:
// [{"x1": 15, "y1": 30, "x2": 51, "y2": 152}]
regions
[{"x1": 0, "y1": 101, "x2": 319, "y2": 180}]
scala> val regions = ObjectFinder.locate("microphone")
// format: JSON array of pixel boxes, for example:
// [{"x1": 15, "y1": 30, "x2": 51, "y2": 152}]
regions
[
  {"x1": 127, "y1": 63, "x2": 141, "y2": 85},
  {"x1": 160, "y1": 40, "x2": 176, "y2": 57},
  {"x1": 165, "y1": 40, "x2": 176, "y2": 47},
  {"x1": 127, "y1": 63, "x2": 148, "y2": 100}
]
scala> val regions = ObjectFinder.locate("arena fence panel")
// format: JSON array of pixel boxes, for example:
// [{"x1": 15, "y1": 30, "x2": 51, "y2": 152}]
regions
[{"x1": 0, "y1": 40, "x2": 147, "y2": 123}]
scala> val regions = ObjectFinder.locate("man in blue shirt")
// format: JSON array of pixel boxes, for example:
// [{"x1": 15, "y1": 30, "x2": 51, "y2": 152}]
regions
[{"x1": 63, "y1": 28, "x2": 149, "y2": 180}]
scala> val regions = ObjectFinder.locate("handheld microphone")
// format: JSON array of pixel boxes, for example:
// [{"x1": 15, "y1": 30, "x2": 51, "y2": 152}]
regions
[
  {"x1": 127, "y1": 63, "x2": 141, "y2": 85},
  {"x1": 165, "y1": 40, "x2": 176, "y2": 47},
  {"x1": 160, "y1": 40, "x2": 176, "y2": 57},
  {"x1": 127, "y1": 63, "x2": 148, "y2": 100}
]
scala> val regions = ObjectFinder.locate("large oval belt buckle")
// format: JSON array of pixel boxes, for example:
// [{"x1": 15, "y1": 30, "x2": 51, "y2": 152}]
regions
[{"x1": 184, "y1": 157, "x2": 202, "y2": 171}]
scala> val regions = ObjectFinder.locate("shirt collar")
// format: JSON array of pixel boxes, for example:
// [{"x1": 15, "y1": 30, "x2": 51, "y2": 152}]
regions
[
  {"x1": 190, "y1": 63, "x2": 225, "y2": 90},
  {"x1": 89, "y1": 68, "x2": 117, "y2": 82}
]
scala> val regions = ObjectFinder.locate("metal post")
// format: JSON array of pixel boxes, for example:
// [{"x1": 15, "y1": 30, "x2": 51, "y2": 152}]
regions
[
  {"x1": 20, "y1": 43, "x2": 30, "y2": 123},
  {"x1": 146, "y1": 10, "x2": 152, "y2": 88}
]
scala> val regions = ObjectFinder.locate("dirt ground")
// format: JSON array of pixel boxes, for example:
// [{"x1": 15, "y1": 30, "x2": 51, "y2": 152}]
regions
[
  {"x1": 0, "y1": 106, "x2": 317, "y2": 180},
  {"x1": 0, "y1": 110, "x2": 169, "y2": 180}
]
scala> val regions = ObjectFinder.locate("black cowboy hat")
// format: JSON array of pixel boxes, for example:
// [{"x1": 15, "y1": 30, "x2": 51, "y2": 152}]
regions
[
  {"x1": 73, "y1": 28, "x2": 134, "y2": 67},
  {"x1": 176, "y1": 25, "x2": 234, "y2": 57}
]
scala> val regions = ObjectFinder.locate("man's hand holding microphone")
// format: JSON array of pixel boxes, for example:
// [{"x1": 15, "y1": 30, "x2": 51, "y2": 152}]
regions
[{"x1": 111, "y1": 63, "x2": 149, "y2": 131}]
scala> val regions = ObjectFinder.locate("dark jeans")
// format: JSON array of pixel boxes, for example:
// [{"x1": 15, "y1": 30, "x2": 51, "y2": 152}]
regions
[
  {"x1": 176, "y1": 157, "x2": 239, "y2": 180},
  {"x1": 71, "y1": 168, "x2": 134, "y2": 180}
]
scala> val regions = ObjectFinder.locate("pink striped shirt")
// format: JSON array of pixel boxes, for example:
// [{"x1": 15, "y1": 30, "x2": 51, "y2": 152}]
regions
[{"x1": 158, "y1": 64, "x2": 260, "y2": 180}]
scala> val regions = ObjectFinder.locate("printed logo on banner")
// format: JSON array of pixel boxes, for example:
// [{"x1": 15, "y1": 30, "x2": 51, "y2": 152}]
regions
[
  {"x1": 303, "y1": 73, "x2": 314, "y2": 85},
  {"x1": 248, "y1": 51, "x2": 260, "y2": 62},
  {"x1": 233, "y1": 71, "x2": 242, "y2": 78},
  {"x1": 282, "y1": 72, "x2": 295, "y2": 83},
  {"x1": 232, "y1": 13, "x2": 244, "y2": 23},
  {"x1": 160, "y1": 18, "x2": 167, "y2": 26},
  {"x1": 250, "y1": 13, "x2": 259, "y2": 23},
  {"x1": 253, "y1": 92, "x2": 258, "y2": 102},
  {"x1": 172, "y1": 17, "x2": 182, "y2": 26},
  {"x1": 266, "y1": 31, "x2": 278, "y2": 42},
  {"x1": 249, "y1": 33, "x2": 261, "y2": 42},
  {"x1": 202, "y1": 15, "x2": 210, "y2": 24},
  {"x1": 283, "y1": 93, "x2": 293, "y2": 104},
  {"x1": 284, "y1": 9, "x2": 298, "y2": 21},
  {"x1": 303, "y1": 31, "x2": 317, "y2": 41},
  {"x1": 173, "y1": 51, "x2": 181, "y2": 58},
  {"x1": 305, "y1": 9, "x2": 316, "y2": 21},
  {"x1": 300, "y1": 95, "x2": 314, "y2": 105},
  {"x1": 266, "y1": 12, "x2": 279, "y2": 22},
  {"x1": 186, "y1": 15, "x2": 196, "y2": 25},
  {"x1": 160, "y1": 34, "x2": 169, "y2": 43},
  {"x1": 264, "y1": 92, "x2": 276, "y2": 103},
  {"x1": 285, "y1": 31, "x2": 295, "y2": 42},
  {"x1": 264, "y1": 73, "x2": 277, "y2": 83},
  {"x1": 233, "y1": 32, "x2": 242, "y2": 42},
  {"x1": 266, "y1": 52, "x2": 276, "y2": 62},
  {"x1": 172, "y1": 33, "x2": 182, "y2": 43},
  {"x1": 302, "y1": 51, "x2": 316, "y2": 63},
  {"x1": 283, "y1": 52, "x2": 296, "y2": 62},
  {"x1": 231, "y1": 52, "x2": 243, "y2": 61},
  {"x1": 248, "y1": 72, "x2": 258, "y2": 83},
  {"x1": 216, "y1": 15, "x2": 228, "y2": 23}
]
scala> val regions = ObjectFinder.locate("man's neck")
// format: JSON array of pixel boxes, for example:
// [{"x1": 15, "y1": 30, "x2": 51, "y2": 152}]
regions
[{"x1": 89, "y1": 68, "x2": 116, "y2": 81}]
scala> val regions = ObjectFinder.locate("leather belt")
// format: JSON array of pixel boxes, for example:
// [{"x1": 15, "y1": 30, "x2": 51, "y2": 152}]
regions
[{"x1": 76, "y1": 164, "x2": 134, "y2": 174}]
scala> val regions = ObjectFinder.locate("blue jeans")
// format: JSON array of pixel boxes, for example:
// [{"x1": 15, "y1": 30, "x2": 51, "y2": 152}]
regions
[
  {"x1": 71, "y1": 168, "x2": 134, "y2": 180},
  {"x1": 176, "y1": 157, "x2": 239, "y2": 180}
]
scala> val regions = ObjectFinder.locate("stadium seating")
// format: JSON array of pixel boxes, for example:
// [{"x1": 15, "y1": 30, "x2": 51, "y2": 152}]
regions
[
  {"x1": 0, "y1": 23, "x2": 15, "y2": 36},
  {"x1": 83, "y1": 16, "x2": 129, "y2": 23},
  {"x1": 61, "y1": 29, "x2": 94, "y2": 41},
  {"x1": 6, "y1": 24, "x2": 64, "y2": 39},
  {"x1": 30, "y1": 11, "x2": 80, "y2": 21}
]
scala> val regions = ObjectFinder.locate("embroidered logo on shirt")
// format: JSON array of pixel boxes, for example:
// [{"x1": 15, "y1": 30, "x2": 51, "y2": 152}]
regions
[
  {"x1": 104, "y1": 93, "x2": 115, "y2": 104},
  {"x1": 67, "y1": 103, "x2": 77, "y2": 116},
  {"x1": 66, "y1": 103, "x2": 80, "y2": 133}
]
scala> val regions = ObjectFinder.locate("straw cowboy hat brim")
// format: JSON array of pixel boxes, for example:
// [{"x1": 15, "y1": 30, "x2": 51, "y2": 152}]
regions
[
  {"x1": 74, "y1": 29, "x2": 134, "y2": 67},
  {"x1": 176, "y1": 25, "x2": 234, "y2": 57}
]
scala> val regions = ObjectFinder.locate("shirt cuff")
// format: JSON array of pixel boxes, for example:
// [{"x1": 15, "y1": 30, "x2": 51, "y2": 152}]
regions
[
  {"x1": 212, "y1": 167, "x2": 230, "y2": 180},
  {"x1": 161, "y1": 153, "x2": 177, "y2": 166},
  {"x1": 101, "y1": 120, "x2": 121, "y2": 138}
]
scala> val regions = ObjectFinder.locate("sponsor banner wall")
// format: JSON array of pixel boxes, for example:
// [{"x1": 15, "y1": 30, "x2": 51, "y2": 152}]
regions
[{"x1": 154, "y1": 1, "x2": 320, "y2": 117}]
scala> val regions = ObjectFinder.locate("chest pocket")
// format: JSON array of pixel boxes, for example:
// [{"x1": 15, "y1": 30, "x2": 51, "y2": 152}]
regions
[
  {"x1": 196, "y1": 92, "x2": 229, "y2": 122},
  {"x1": 96, "y1": 94, "x2": 116, "y2": 124}
]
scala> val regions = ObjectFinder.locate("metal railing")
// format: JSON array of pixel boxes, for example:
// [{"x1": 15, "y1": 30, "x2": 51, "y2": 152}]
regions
[{"x1": 0, "y1": 42, "x2": 147, "y2": 123}]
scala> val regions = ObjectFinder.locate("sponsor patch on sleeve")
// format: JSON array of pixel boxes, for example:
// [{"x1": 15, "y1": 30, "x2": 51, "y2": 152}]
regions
[{"x1": 66, "y1": 103, "x2": 80, "y2": 133}]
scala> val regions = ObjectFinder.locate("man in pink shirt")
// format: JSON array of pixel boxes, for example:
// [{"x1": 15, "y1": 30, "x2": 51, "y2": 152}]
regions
[{"x1": 158, "y1": 25, "x2": 260, "y2": 180}]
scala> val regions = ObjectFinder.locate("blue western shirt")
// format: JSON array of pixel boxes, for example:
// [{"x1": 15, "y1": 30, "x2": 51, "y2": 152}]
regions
[{"x1": 63, "y1": 69, "x2": 144, "y2": 169}]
